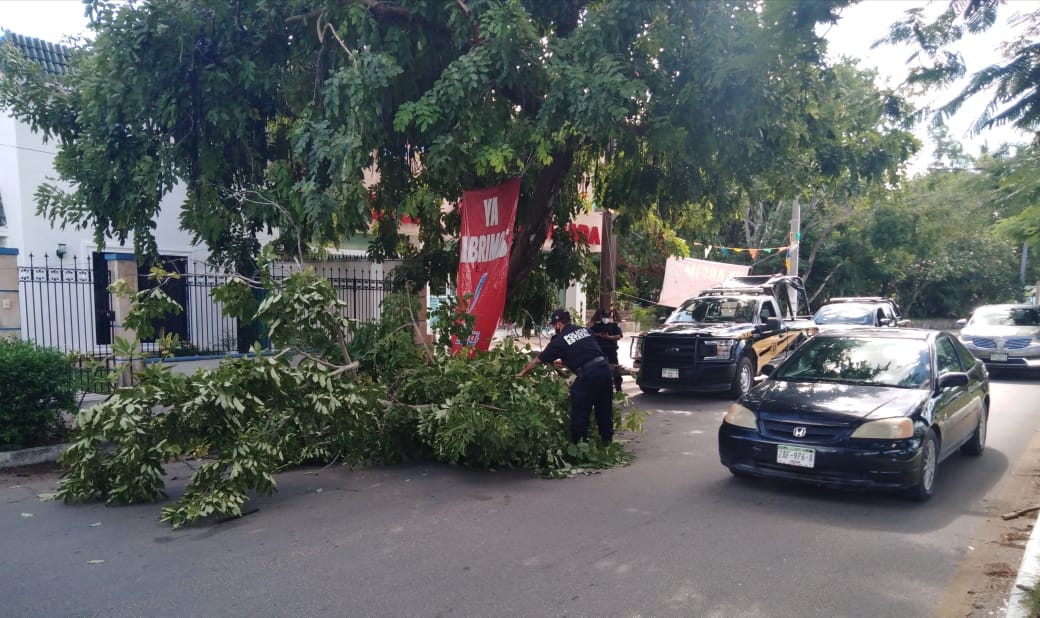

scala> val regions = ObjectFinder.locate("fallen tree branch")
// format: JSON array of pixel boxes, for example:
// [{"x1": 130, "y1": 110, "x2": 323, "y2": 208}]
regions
[{"x1": 1002, "y1": 505, "x2": 1040, "y2": 521}]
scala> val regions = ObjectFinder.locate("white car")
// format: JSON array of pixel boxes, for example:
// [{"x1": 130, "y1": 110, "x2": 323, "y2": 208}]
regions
[
  {"x1": 957, "y1": 304, "x2": 1040, "y2": 373},
  {"x1": 812, "y1": 297, "x2": 911, "y2": 331}
]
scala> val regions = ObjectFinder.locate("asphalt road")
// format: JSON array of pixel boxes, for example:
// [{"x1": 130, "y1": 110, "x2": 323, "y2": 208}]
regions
[{"x1": 2, "y1": 374, "x2": 1039, "y2": 617}]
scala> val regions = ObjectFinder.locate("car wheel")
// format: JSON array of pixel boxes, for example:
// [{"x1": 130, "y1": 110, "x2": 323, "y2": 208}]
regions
[
  {"x1": 728, "y1": 467, "x2": 751, "y2": 478},
  {"x1": 729, "y1": 356, "x2": 754, "y2": 399},
  {"x1": 960, "y1": 404, "x2": 988, "y2": 456},
  {"x1": 906, "y1": 430, "x2": 938, "y2": 502},
  {"x1": 638, "y1": 386, "x2": 660, "y2": 394}
]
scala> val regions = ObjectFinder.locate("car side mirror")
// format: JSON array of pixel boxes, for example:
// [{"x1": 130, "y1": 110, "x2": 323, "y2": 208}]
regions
[
  {"x1": 936, "y1": 372, "x2": 969, "y2": 391},
  {"x1": 760, "y1": 317, "x2": 782, "y2": 331},
  {"x1": 878, "y1": 318, "x2": 891, "y2": 326},
  {"x1": 954, "y1": 318, "x2": 967, "y2": 328}
]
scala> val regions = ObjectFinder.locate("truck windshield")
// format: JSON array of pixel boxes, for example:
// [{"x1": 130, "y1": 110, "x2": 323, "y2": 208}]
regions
[{"x1": 667, "y1": 297, "x2": 757, "y2": 324}]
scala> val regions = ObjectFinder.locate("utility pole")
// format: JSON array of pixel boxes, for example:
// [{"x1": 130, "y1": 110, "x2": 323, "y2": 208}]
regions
[
  {"x1": 1021, "y1": 242, "x2": 1028, "y2": 292},
  {"x1": 788, "y1": 197, "x2": 801, "y2": 277}
]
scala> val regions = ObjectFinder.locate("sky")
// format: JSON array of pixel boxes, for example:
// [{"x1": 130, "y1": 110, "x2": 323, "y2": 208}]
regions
[
  {"x1": 822, "y1": 0, "x2": 1039, "y2": 166},
  {"x1": 0, "y1": 1, "x2": 92, "y2": 41},
  {"x1": 0, "y1": 0, "x2": 1036, "y2": 166}
]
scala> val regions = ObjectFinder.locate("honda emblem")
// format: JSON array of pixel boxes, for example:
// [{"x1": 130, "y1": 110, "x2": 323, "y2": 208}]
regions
[{"x1": 793, "y1": 426, "x2": 807, "y2": 438}]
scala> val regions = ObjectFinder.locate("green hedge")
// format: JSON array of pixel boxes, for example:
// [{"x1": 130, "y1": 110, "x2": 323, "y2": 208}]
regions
[{"x1": 0, "y1": 339, "x2": 75, "y2": 450}]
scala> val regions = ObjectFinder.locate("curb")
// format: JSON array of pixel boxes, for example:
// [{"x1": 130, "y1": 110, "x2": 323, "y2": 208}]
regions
[
  {"x1": 1007, "y1": 516, "x2": 1040, "y2": 617},
  {"x1": 0, "y1": 443, "x2": 69, "y2": 469}
]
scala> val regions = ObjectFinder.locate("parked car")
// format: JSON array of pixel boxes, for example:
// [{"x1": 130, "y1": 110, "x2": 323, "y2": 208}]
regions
[
  {"x1": 718, "y1": 328, "x2": 989, "y2": 501},
  {"x1": 956, "y1": 304, "x2": 1040, "y2": 373},
  {"x1": 812, "y1": 296, "x2": 911, "y2": 330}
]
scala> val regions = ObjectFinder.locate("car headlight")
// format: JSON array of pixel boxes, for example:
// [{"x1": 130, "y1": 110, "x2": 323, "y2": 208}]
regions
[
  {"x1": 703, "y1": 339, "x2": 736, "y2": 360},
  {"x1": 723, "y1": 403, "x2": 757, "y2": 429},
  {"x1": 850, "y1": 417, "x2": 913, "y2": 439}
]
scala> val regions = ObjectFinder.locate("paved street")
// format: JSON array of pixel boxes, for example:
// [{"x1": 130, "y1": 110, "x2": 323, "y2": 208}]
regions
[{"x1": 3, "y1": 373, "x2": 1040, "y2": 617}]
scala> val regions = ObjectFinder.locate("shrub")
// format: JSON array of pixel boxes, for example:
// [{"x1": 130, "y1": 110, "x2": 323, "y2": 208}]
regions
[{"x1": 0, "y1": 339, "x2": 75, "y2": 449}]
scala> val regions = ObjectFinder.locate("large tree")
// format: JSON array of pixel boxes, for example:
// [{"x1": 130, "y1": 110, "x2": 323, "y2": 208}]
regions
[{"x1": 1, "y1": 0, "x2": 891, "y2": 311}]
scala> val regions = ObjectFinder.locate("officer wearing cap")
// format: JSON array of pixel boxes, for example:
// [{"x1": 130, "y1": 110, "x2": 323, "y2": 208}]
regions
[
  {"x1": 517, "y1": 308, "x2": 614, "y2": 444},
  {"x1": 589, "y1": 306, "x2": 624, "y2": 393}
]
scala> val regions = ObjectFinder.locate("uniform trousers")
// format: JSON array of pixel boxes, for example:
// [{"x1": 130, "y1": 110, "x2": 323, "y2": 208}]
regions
[{"x1": 570, "y1": 363, "x2": 614, "y2": 443}]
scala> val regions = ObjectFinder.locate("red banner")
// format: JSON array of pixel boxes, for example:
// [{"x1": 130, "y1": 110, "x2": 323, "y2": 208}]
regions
[{"x1": 451, "y1": 178, "x2": 520, "y2": 353}]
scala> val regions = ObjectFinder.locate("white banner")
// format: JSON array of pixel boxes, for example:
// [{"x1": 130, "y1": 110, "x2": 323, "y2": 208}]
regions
[{"x1": 658, "y1": 257, "x2": 750, "y2": 307}]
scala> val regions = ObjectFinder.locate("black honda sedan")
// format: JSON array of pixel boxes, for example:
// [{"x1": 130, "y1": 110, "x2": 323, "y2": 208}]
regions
[{"x1": 718, "y1": 328, "x2": 989, "y2": 500}]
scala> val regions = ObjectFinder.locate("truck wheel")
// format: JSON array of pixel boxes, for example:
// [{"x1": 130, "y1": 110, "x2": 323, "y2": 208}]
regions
[
  {"x1": 639, "y1": 386, "x2": 660, "y2": 394},
  {"x1": 729, "y1": 356, "x2": 754, "y2": 399}
]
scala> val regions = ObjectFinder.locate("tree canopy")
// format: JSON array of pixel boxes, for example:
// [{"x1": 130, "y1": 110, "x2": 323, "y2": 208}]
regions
[{"x1": 0, "y1": 0, "x2": 928, "y2": 315}]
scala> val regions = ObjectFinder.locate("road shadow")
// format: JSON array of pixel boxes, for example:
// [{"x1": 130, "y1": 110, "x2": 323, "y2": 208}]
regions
[
  {"x1": 988, "y1": 370, "x2": 1040, "y2": 384},
  {"x1": 697, "y1": 445, "x2": 1012, "y2": 535}
]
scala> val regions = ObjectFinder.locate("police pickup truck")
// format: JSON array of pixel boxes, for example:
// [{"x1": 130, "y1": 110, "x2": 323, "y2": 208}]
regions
[{"x1": 632, "y1": 275, "x2": 818, "y2": 397}]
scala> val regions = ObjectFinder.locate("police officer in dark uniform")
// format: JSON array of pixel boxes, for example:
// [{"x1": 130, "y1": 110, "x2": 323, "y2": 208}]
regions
[
  {"x1": 517, "y1": 309, "x2": 614, "y2": 444},
  {"x1": 589, "y1": 306, "x2": 624, "y2": 392}
]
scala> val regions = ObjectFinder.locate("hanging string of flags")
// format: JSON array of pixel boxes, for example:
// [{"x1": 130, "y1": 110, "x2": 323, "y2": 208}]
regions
[{"x1": 691, "y1": 241, "x2": 796, "y2": 260}]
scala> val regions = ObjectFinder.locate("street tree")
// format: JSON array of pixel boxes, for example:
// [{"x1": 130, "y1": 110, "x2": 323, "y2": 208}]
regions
[{"x1": 0, "y1": 0, "x2": 875, "y2": 313}]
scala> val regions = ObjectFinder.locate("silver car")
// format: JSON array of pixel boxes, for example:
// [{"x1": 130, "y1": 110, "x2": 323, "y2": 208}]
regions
[{"x1": 957, "y1": 304, "x2": 1040, "y2": 372}]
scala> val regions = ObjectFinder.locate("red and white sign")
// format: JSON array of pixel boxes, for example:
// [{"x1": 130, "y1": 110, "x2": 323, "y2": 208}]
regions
[
  {"x1": 542, "y1": 210, "x2": 604, "y2": 253},
  {"x1": 658, "y1": 257, "x2": 750, "y2": 307},
  {"x1": 451, "y1": 178, "x2": 520, "y2": 353}
]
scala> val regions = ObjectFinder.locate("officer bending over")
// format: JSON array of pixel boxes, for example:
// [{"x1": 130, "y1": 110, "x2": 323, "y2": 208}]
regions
[{"x1": 517, "y1": 309, "x2": 614, "y2": 444}]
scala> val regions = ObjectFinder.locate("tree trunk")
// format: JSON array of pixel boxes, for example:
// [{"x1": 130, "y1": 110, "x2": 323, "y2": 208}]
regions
[{"x1": 506, "y1": 148, "x2": 575, "y2": 294}]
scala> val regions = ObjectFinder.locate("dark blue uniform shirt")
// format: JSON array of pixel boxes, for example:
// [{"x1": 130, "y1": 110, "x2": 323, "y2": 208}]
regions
[
  {"x1": 538, "y1": 324, "x2": 604, "y2": 372},
  {"x1": 589, "y1": 320, "x2": 622, "y2": 353}
]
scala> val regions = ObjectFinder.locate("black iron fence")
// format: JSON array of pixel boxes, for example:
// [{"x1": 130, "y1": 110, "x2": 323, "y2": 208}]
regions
[
  {"x1": 18, "y1": 253, "x2": 111, "y2": 357},
  {"x1": 18, "y1": 254, "x2": 393, "y2": 357},
  {"x1": 269, "y1": 260, "x2": 392, "y2": 324}
]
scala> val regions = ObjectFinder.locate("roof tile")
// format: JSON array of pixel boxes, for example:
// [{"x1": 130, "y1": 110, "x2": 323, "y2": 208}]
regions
[{"x1": 0, "y1": 32, "x2": 73, "y2": 76}]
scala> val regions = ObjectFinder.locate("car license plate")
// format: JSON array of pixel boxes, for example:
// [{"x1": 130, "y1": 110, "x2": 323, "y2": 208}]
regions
[
  {"x1": 777, "y1": 445, "x2": 815, "y2": 468},
  {"x1": 662, "y1": 368, "x2": 679, "y2": 379},
  {"x1": 991, "y1": 351, "x2": 1008, "y2": 362}
]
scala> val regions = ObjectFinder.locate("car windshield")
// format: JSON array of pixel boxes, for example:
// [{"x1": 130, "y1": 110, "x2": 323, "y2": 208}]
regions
[
  {"x1": 813, "y1": 303, "x2": 875, "y2": 325},
  {"x1": 775, "y1": 336, "x2": 930, "y2": 388},
  {"x1": 667, "y1": 297, "x2": 757, "y2": 324},
  {"x1": 970, "y1": 306, "x2": 1040, "y2": 327}
]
